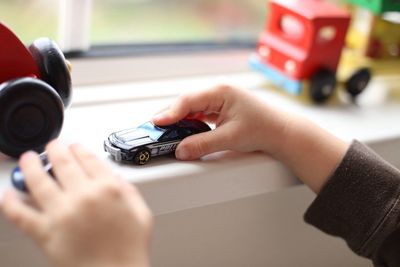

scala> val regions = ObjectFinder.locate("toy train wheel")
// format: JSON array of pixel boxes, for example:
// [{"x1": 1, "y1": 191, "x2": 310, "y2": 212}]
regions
[
  {"x1": 29, "y1": 38, "x2": 72, "y2": 108},
  {"x1": 135, "y1": 149, "x2": 151, "y2": 165},
  {"x1": 0, "y1": 78, "x2": 64, "y2": 158},
  {"x1": 309, "y1": 68, "x2": 337, "y2": 104},
  {"x1": 345, "y1": 68, "x2": 371, "y2": 99}
]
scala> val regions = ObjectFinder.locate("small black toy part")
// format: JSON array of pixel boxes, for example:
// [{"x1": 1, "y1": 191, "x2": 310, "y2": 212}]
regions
[
  {"x1": 309, "y1": 68, "x2": 337, "y2": 104},
  {"x1": 29, "y1": 38, "x2": 72, "y2": 108},
  {"x1": 345, "y1": 68, "x2": 371, "y2": 99},
  {"x1": 0, "y1": 78, "x2": 64, "y2": 158}
]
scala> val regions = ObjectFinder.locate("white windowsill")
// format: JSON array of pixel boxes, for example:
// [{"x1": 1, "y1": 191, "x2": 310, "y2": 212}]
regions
[
  {"x1": 1, "y1": 68, "x2": 400, "y2": 216},
  {"x1": 69, "y1": 49, "x2": 254, "y2": 86}
]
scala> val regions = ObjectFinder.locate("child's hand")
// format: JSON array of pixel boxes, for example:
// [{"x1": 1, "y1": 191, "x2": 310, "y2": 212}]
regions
[
  {"x1": 1, "y1": 140, "x2": 153, "y2": 267},
  {"x1": 153, "y1": 85, "x2": 349, "y2": 193},
  {"x1": 153, "y1": 85, "x2": 291, "y2": 160}
]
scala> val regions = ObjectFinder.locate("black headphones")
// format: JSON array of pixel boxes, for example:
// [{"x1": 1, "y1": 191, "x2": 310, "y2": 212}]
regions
[{"x1": 0, "y1": 38, "x2": 72, "y2": 158}]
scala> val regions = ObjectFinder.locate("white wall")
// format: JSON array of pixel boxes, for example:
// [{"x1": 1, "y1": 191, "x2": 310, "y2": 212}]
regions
[
  {"x1": 151, "y1": 185, "x2": 372, "y2": 267},
  {"x1": 0, "y1": 186, "x2": 373, "y2": 267}
]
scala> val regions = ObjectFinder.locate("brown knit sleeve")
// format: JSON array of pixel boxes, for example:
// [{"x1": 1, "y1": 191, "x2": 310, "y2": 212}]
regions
[{"x1": 304, "y1": 140, "x2": 400, "y2": 266}]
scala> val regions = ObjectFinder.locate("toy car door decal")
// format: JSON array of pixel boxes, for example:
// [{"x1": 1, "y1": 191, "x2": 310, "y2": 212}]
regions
[{"x1": 158, "y1": 142, "x2": 179, "y2": 153}]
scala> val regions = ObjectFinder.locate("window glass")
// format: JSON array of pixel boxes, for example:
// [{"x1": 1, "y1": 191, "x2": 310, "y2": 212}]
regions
[
  {"x1": 160, "y1": 130, "x2": 179, "y2": 141},
  {"x1": 91, "y1": 0, "x2": 266, "y2": 45},
  {"x1": 0, "y1": 0, "x2": 58, "y2": 44},
  {"x1": 178, "y1": 128, "x2": 192, "y2": 137},
  {"x1": 280, "y1": 15, "x2": 304, "y2": 39},
  {"x1": 317, "y1": 26, "x2": 337, "y2": 43}
]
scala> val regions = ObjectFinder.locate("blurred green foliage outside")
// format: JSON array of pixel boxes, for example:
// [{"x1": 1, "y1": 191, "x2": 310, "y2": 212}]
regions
[
  {"x1": 0, "y1": 0, "x2": 266, "y2": 46},
  {"x1": 0, "y1": 0, "x2": 58, "y2": 44}
]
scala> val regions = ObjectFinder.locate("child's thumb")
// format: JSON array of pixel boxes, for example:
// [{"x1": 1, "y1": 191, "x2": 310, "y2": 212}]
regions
[{"x1": 175, "y1": 129, "x2": 227, "y2": 160}]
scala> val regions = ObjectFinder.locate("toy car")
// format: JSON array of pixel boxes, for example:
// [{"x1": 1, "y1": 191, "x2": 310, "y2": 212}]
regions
[
  {"x1": 0, "y1": 22, "x2": 72, "y2": 158},
  {"x1": 104, "y1": 119, "x2": 211, "y2": 165},
  {"x1": 11, "y1": 152, "x2": 53, "y2": 193}
]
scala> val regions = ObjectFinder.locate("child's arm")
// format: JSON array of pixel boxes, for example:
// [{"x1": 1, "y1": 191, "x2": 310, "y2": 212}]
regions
[
  {"x1": 153, "y1": 85, "x2": 348, "y2": 193},
  {"x1": 154, "y1": 85, "x2": 400, "y2": 266},
  {"x1": 1, "y1": 140, "x2": 153, "y2": 267},
  {"x1": 304, "y1": 140, "x2": 400, "y2": 267}
]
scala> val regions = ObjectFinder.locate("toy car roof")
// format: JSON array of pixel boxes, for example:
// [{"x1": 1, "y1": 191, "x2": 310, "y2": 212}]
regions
[
  {"x1": 126, "y1": 119, "x2": 210, "y2": 139},
  {"x1": 175, "y1": 119, "x2": 211, "y2": 131}
]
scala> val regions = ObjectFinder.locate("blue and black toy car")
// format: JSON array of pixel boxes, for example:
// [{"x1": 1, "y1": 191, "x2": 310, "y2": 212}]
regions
[{"x1": 104, "y1": 119, "x2": 211, "y2": 165}]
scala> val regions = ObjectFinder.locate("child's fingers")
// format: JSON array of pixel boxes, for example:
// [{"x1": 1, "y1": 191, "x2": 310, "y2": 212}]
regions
[
  {"x1": 1, "y1": 190, "x2": 45, "y2": 240},
  {"x1": 152, "y1": 86, "x2": 228, "y2": 125},
  {"x1": 20, "y1": 152, "x2": 62, "y2": 211},
  {"x1": 119, "y1": 178, "x2": 150, "y2": 213},
  {"x1": 46, "y1": 140, "x2": 89, "y2": 190},
  {"x1": 117, "y1": 178, "x2": 153, "y2": 229},
  {"x1": 69, "y1": 143, "x2": 114, "y2": 180},
  {"x1": 175, "y1": 126, "x2": 232, "y2": 160}
]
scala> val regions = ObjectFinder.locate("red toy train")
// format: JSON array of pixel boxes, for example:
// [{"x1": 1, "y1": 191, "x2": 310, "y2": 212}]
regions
[{"x1": 0, "y1": 22, "x2": 72, "y2": 158}]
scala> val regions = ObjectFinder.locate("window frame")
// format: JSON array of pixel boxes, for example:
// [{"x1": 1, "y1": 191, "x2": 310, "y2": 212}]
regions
[
  {"x1": 59, "y1": 0, "x2": 92, "y2": 52},
  {"x1": 68, "y1": 47, "x2": 255, "y2": 86}
]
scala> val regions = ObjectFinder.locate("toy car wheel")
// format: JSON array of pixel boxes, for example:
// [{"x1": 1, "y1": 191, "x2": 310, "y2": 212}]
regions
[
  {"x1": 309, "y1": 68, "x2": 337, "y2": 104},
  {"x1": 0, "y1": 78, "x2": 64, "y2": 158},
  {"x1": 135, "y1": 149, "x2": 151, "y2": 165},
  {"x1": 345, "y1": 68, "x2": 371, "y2": 99},
  {"x1": 29, "y1": 38, "x2": 72, "y2": 108}
]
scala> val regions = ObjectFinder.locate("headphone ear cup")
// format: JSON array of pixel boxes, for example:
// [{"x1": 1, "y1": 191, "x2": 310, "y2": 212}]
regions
[
  {"x1": 29, "y1": 38, "x2": 72, "y2": 108},
  {"x1": 0, "y1": 78, "x2": 64, "y2": 158}
]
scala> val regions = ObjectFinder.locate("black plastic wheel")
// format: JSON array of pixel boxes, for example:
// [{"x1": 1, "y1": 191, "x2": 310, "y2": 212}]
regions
[
  {"x1": 0, "y1": 78, "x2": 64, "y2": 158},
  {"x1": 309, "y1": 68, "x2": 337, "y2": 104},
  {"x1": 134, "y1": 149, "x2": 151, "y2": 165},
  {"x1": 345, "y1": 68, "x2": 371, "y2": 99},
  {"x1": 29, "y1": 38, "x2": 72, "y2": 108}
]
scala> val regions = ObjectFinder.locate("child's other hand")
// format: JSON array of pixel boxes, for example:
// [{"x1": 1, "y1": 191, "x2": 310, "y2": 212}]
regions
[
  {"x1": 153, "y1": 85, "x2": 291, "y2": 160},
  {"x1": 1, "y1": 140, "x2": 152, "y2": 267}
]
